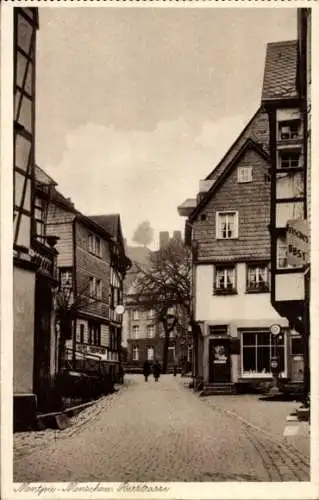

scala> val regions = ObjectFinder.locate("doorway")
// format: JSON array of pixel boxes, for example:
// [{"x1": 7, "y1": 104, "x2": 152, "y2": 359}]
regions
[{"x1": 209, "y1": 338, "x2": 231, "y2": 383}]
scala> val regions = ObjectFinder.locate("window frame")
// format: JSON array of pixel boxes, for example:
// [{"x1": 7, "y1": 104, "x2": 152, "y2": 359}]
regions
[
  {"x1": 278, "y1": 151, "x2": 301, "y2": 170},
  {"x1": 240, "y1": 329, "x2": 287, "y2": 378},
  {"x1": 237, "y1": 166, "x2": 253, "y2": 184},
  {"x1": 216, "y1": 211, "x2": 239, "y2": 240},
  {"x1": 132, "y1": 310, "x2": 139, "y2": 321},
  {"x1": 132, "y1": 345, "x2": 139, "y2": 361},
  {"x1": 278, "y1": 119, "x2": 301, "y2": 141},
  {"x1": 132, "y1": 325, "x2": 140, "y2": 339},
  {"x1": 246, "y1": 262, "x2": 270, "y2": 293},
  {"x1": 146, "y1": 324, "x2": 155, "y2": 338},
  {"x1": 214, "y1": 264, "x2": 237, "y2": 295}
]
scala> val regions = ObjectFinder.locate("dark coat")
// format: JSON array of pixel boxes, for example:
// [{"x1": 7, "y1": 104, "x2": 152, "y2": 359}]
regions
[
  {"x1": 153, "y1": 362, "x2": 161, "y2": 378},
  {"x1": 143, "y1": 361, "x2": 151, "y2": 376}
]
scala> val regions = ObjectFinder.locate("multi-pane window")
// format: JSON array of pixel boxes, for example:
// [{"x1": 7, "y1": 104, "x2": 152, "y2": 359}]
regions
[
  {"x1": 214, "y1": 265, "x2": 236, "y2": 293},
  {"x1": 147, "y1": 345, "x2": 154, "y2": 361},
  {"x1": 277, "y1": 239, "x2": 288, "y2": 269},
  {"x1": 34, "y1": 196, "x2": 46, "y2": 242},
  {"x1": 276, "y1": 172, "x2": 304, "y2": 199},
  {"x1": 60, "y1": 269, "x2": 72, "y2": 288},
  {"x1": 88, "y1": 322, "x2": 101, "y2": 346},
  {"x1": 147, "y1": 325, "x2": 155, "y2": 338},
  {"x1": 148, "y1": 309, "x2": 155, "y2": 319},
  {"x1": 278, "y1": 120, "x2": 301, "y2": 140},
  {"x1": 241, "y1": 330, "x2": 285, "y2": 377},
  {"x1": 278, "y1": 152, "x2": 301, "y2": 169},
  {"x1": 132, "y1": 325, "x2": 140, "y2": 339},
  {"x1": 246, "y1": 264, "x2": 269, "y2": 292},
  {"x1": 132, "y1": 345, "x2": 139, "y2": 361},
  {"x1": 88, "y1": 233, "x2": 101, "y2": 257},
  {"x1": 237, "y1": 166, "x2": 253, "y2": 183},
  {"x1": 133, "y1": 310, "x2": 139, "y2": 321},
  {"x1": 216, "y1": 212, "x2": 238, "y2": 239}
]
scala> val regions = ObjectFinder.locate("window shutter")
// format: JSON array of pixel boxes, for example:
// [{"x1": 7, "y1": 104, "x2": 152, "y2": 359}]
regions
[{"x1": 234, "y1": 212, "x2": 239, "y2": 238}]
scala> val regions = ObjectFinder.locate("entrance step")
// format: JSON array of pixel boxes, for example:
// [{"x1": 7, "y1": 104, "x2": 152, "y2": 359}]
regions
[{"x1": 199, "y1": 383, "x2": 235, "y2": 397}]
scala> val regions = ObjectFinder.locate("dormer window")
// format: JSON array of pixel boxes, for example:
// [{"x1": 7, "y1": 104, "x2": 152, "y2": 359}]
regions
[
  {"x1": 278, "y1": 120, "x2": 301, "y2": 141},
  {"x1": 237, "y1": 166, "x2": 252, "y2": 183}
]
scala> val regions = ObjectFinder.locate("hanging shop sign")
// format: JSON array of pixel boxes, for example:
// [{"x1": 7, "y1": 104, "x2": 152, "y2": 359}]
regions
[{"x1": 287, "y1": 219, "x2": 309, "y2": 267}]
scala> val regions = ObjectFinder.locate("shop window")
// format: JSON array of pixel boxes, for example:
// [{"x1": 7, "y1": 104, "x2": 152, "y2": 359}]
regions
[{"x1": 241, "y1": 330, "x2": 286, "y2": 377}]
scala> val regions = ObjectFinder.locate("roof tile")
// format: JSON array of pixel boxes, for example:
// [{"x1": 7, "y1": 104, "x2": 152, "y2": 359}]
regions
[{"x1": 262, "y1": 40, "x2": 298, "y2": 101}]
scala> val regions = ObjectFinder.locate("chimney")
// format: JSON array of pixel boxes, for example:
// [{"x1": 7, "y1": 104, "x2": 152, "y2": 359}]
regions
[
  {"x1": 196, "y1": 179, "x2": 214, "y2": 204},
  {"x1": 159, "y1": 231, "x2": 170, "y2": 249}
]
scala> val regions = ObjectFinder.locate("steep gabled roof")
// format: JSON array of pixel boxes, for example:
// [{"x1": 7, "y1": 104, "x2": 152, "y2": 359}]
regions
[
  {"x1": 90, "y1": 214, "x2": 121, "y2": 241},
  {"x1": 204, "y1": 106, "x2": 269, "y2": 184},
  {"x1": 189, "y1": 138, "x2": 270, "y2": 223},
  {"x1": 262, "y1": 40, "x2": 298, "y2": 102}
]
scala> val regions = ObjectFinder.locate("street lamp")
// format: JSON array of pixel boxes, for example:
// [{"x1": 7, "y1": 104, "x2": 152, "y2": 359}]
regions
[{"x1": 270, "y1": 324, "x2": 281, "y2": 394}]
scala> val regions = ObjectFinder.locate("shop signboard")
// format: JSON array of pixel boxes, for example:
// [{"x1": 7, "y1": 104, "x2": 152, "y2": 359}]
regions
[{"x1": 287, "y1": 219, "x2": 309, "y2": 267}]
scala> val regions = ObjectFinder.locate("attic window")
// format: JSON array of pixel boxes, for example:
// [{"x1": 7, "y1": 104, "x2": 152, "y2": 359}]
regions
[
  {"x1": 200, "y1": 214, "x2": 207, "y2": 221},
  {"x1": 238, "y1": 167, "x2": 252, "y2": 183}
]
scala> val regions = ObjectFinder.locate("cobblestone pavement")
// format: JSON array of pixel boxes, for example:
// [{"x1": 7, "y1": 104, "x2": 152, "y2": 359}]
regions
[
  {"x1": 14, "y1": 375, "x2": 309, "y2": 482},
  {"x1": 193, "y1": 382, "x2": 310, "y2": 460}
]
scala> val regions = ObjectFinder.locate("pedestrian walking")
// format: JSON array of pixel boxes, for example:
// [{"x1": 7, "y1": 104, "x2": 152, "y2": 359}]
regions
[
  {"x1": 143, "y1": 360, "x2": 151, "y2": 382},
  {"x1": 153, "y1": 360, "x2": 161, "y2": 382},
  {"x1": 173, "y1": 364, "x2": 177, "y2": 377}
]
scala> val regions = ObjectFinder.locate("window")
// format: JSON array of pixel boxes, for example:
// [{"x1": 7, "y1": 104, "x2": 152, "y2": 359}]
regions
[
  {"x1": 214, "y1": 265, "x2": 236, "y2": 293},
  {"x1": 147, "y1": 325, "x2": 155, "y2": 338},
  {"x1": 276, "y1": 172, "x2": 304, "y2": 199},
  {"x1": 237, "y1": 167, "x2": 253, "y2": 183},
  {"x1": 89, "y1": 277, "x2": 96, "y2": 296},
  {"x1": 291, "y1": 337, "x2": 303, "y2": 355},
  {"x1": 277, "y1": 238, "x2": 288, "y2": 269},
  {"x1": 168, "y1": 346, "x2": 175, "y2": 363},
  {"x1": 132, "y1": 325, "x2": 140, "y2": 339},
  {"x1": 34, "y1": 197, "x2": 45, "y2": 241},
  {"x1": 95, "y1": 236, "x2": 101, "y2": 257},
  {"x1": 96, "y1": 279, "x2": 102, "y2": 299},
  {"x1": 241, "y1": 330, "x2": 286, "y2": 377},
  {"x1": 246, "y1": 264, "x2": 269, "y2": 293},
  {"x1": 132, "y1": 345, "x2": 139, "y2": 361},
  {"x1": 133, "y1": 310, "x2": 139, "y2": 321},
  {"x1": 79, "y1": 324, "x2": 85, "y2": 344},
  {"x1": 60, "y1": 269, "x2": 72, "y2": 289},
  {"x1": 278, "y1": 152, "x2": 301, "y2": 169},
  {"x1": 216, "y1": 212, "x2": 238, "y2": 239},
  {"x1": 148, "y1": 309, "x2": 155, "y2": 319},
  {"x1": 278, "y1": 120, "x2": 301, "y2": 140},
  {"x1": 88, "y1": 323, "x2": 101, "y2": 346},
  {"x1": 88, "y1": 233, "x2": 94, "y2": 253},
  {"x1": 169, "y1": 330, "x2": 175, "y2": 339},
  {"x1": 88, "y1": 233, "x2": 101, "y2": 257},
  {"x1": 147, "y1": 345, "x2": 154, "y2": 361}
]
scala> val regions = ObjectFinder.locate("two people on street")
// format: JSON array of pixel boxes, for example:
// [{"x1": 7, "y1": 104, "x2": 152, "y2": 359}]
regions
[{"x1": 143, "y1": 359, "x2": 161, "y2": 382}]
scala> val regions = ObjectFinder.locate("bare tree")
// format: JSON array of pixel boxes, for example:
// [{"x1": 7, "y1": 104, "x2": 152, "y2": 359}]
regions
[
  {"x1": 132, "y1": 221, "x2": 154, "y2": 248},
  {"x1": 134, "y1": 238, "x2": 192, "y2": 373}
]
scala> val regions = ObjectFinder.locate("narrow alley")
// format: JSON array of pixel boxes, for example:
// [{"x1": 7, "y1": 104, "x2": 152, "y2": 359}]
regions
[{"x1": 14, "y1": 376, "x2": 309, "y2": 483}]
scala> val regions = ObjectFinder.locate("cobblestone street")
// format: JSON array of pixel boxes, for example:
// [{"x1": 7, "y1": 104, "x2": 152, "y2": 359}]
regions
[{"x1": 14, "y1": 375, "x2": 309, "y2": 482}]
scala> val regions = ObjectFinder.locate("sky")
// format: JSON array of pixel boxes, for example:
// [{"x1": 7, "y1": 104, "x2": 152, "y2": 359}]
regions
[{"x1": 36, "y1": 7, "x2": 298, "y2": 249}]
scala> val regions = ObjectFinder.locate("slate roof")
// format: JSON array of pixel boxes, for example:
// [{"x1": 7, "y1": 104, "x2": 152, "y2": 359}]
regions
[
  {"x1": 90, "y1": 214, "x2": 121, "y2": 240},
  {"x1": 262, "y1": 40, "x2": 298, "y2": 101}
]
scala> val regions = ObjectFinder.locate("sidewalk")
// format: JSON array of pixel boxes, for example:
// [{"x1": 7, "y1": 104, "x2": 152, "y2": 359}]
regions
[{"x1": 179, "y1": 377, "x2": 310, "y2": 460}]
